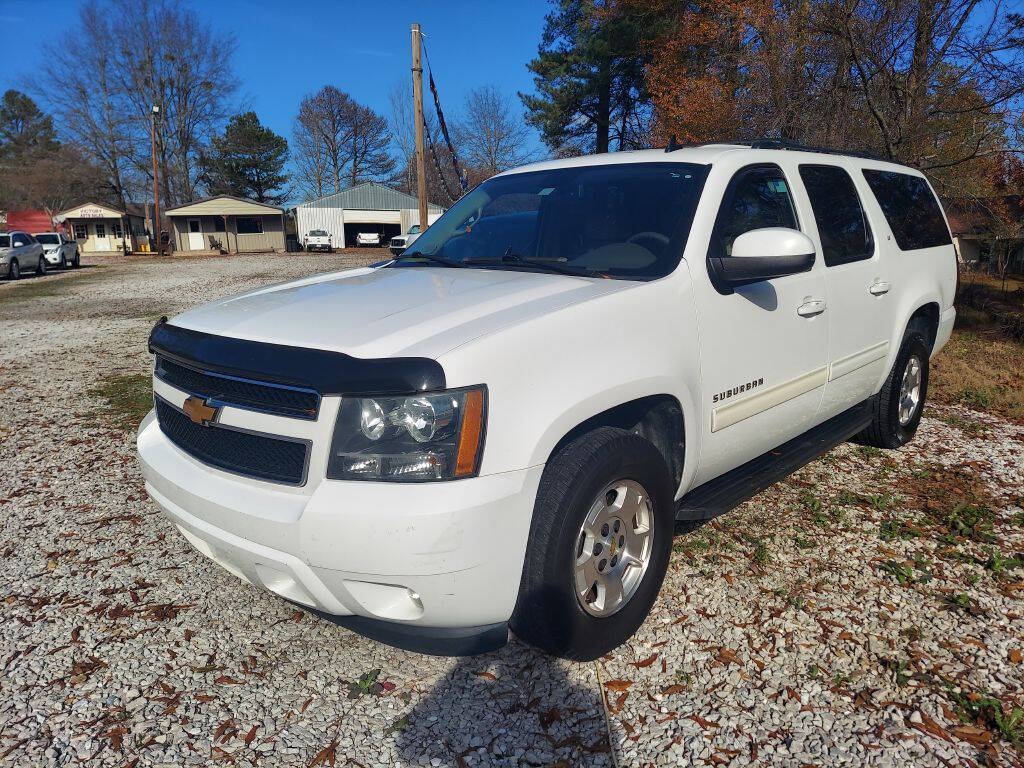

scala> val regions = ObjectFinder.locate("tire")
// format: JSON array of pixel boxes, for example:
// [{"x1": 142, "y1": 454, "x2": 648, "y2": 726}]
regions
[
  {"x1": 37, "y1": 255, "x2": 47, "y2": 275},
  {"x1": 60, "y1": 253, "x2": 67, "y2": 269},
  {"x1": 510, "y1": 427, "x2": 675, "y2": 660},
  {"x1": 855, "y1": 329, "x2": 930, "y2": 449},
  {"x1": 7, "y1": 259, "x2": 19, "y2": 280}
]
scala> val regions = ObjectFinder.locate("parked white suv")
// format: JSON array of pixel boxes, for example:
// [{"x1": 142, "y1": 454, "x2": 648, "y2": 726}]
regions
[
  {"x1": 35, "y1": 232, "x2": 80, "y2": 269},
  {"x1": 389, "y1": 224, "x2": 422, "y2": 256},
  {"x1": 137, "y1": 142, "x2": 956, "y2": 659},
  {"x1": 1, "y1": 231, "x2": 46, "y2": 279}
]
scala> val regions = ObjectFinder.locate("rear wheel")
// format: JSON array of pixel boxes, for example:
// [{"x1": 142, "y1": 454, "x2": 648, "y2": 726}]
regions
[
  {"x1": 856, "y1": 330, "x2": 930, "y2": 448},
  {"x1": 7, "y1": 259, "x2": 19, "y2": 280},
  {"x1": 511, "y1": 427, "x2": 675, "y2": 660},
  {"x1": 37, "y1": 255, "x2": 47, "y2": 275}
]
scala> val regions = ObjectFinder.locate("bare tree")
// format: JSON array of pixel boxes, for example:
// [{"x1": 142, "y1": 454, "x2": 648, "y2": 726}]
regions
[
  {"x1": 294, "y1": 87, "x2": 357, "y2": 195},
  {"x1": 36, "y1": 3, "x2": 136, "y2": 207},
  {"x1": 36, "y1": 0, "x2": 238, "y2": 207},
  {"x1": 293, "y1": 110, "x2": 330, "y2": 201},
  {"x1": 456, "y1": 86, "x2": 535, "y2": 177},
  {"x1": 822, "y1": 0, "x2": 1024, "y2": 172},
  {"x1": 347, "y1": 104, "x2": 395, "y2": 186},
  {"x1": 293, "y1": 86, "x2": 394, "y2": 195},
  {"x1": 109, "y1": 0, "x2": 238, "y2": 205}
]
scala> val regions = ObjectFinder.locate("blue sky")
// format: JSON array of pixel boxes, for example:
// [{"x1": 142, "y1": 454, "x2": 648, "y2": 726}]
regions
[{"x1": 0, "y1": 0, "x2": 551, "y2": 197}]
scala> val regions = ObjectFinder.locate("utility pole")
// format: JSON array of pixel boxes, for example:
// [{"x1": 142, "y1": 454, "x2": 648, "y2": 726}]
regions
[
  {"x1": 411, "y1": 23, "x2": 428, "y2": 230},
  {"x1": 150, "y1": 104, "x2": 162, "y2": 255}
]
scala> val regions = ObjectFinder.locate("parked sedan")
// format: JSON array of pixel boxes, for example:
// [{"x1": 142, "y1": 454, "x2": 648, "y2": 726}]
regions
[
  {"x1": 1, "y1": 231, "x2": 46, "y2": 279},
  {"x1": 34, "y1": 232, "x2": 80, "y2": 269},
  {"x1": 356, "y1": 232, "x2": 381, "y2": 247}
]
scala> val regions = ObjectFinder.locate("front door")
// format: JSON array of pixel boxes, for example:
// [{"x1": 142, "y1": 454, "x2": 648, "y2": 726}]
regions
[
  {"x1": 795, "y1": 163, "x2": 893, "y2": 421},
  {"x1": 690, "y1": 162, "x2": 829, "y2": 486},
  {"x1": 187, "y1": 219, "x2": 204, "y2": 250},
  {"x1": 93, "y1": 222, "x2": 111, "y2": 251}
]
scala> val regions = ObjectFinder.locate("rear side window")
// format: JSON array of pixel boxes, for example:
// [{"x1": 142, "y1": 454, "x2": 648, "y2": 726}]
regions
[
  {"x1": 712, "y1": 165, "x2": 799, "y2": 258},
  {"x1": 862, "y1": 170, "x2": 951, "y2": 251},
  {"x1": 799, "y1": 165, "x2": 874, "y2": 267},
  {"x1": 0, "y1": 235, "x2": 9, "y2": 247}
]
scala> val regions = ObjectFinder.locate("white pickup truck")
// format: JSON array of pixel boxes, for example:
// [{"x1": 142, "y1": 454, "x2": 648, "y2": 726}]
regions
[
  {"x1": 138, "y1": 142, "x2": 956, "y2": 659},
  {"x1": 389, "y1": 224, "x2": 421, "y2": 256},
  {"x1": 303, "y1": 230, "x2": 333, "y2": 253}
]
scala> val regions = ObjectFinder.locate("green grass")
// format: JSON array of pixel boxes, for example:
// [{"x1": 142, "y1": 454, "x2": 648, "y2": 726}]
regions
[
  {"x1": 950, "y1": 688, "x2": 1024, "y2": 750},
  {"x1": 0, "y1": 267, "x2": 109, "y2": 306},
  {"x1": 89, "y1": 373, "x2": 153, "y2": 431}
]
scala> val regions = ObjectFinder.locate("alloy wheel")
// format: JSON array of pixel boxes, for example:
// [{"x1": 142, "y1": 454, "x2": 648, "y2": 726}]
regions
[
  {"x1": 898, "y1": 355, "x2": 922, "y2": 425},
  {"x1": 573, "y1": 479, "x2": 654, "y2": 617}
]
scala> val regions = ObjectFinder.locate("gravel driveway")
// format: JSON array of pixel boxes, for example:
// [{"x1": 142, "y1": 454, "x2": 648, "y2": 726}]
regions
[{"x1": 2, "y1": 254, "x2": 1022, "y2": 767}]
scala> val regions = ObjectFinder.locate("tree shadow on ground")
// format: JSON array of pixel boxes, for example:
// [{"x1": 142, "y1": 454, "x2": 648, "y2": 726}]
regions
[{"x1": 395, "y1": 586, "x2": 616, "y2": 767}]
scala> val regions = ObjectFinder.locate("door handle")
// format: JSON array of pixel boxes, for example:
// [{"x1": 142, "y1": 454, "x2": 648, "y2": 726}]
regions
[
  {"x1": 869, "y1": 280, "x2": 891, "y2": 296},
  {"x1": 797, "y1": 299, "x2": 827, "y2": 317}
]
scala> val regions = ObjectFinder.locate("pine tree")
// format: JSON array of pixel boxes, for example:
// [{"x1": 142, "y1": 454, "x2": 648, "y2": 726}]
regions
[{"x1": 199, "y1": 112, "x2": 289, "y2": 203}]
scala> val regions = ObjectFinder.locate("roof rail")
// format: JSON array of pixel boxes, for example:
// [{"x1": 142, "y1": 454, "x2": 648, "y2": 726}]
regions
[{"x1": 748, "y1": 138, "x2": 888, "y2": 162}]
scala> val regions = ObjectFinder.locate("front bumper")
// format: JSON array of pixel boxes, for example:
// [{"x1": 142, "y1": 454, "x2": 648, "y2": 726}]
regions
[
  {"x1": 43, "y1": 250, "x2": 63, "y2": 265},
  {"x1": 137, "y1": 410, "x2": 542, "y2": 651}
]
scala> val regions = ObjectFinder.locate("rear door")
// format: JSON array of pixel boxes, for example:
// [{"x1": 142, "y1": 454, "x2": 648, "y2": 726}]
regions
[
  {"x1": 795, "y1": 164, "x2": 893, "y2": 420},
  {"x1": 690, "y1": 162, "x2": 829, "y2": 486}
]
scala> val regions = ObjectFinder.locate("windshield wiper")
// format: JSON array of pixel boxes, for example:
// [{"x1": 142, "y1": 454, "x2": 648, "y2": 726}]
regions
[
  {"x1": 392, "y1": 250, "x2": 464, "y2": 268},
  {"x1": 464, "y1": 249, "x2": 600, "y2": 278}
]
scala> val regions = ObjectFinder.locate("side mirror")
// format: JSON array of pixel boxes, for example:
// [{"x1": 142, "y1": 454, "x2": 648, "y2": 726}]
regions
[{"x1": 711, "y1": 227, "x2": 815, "y2": 288}]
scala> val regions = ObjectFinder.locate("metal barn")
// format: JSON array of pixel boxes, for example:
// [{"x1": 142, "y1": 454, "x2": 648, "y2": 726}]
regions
[{"x1": 294, "y1": 182, "x2": 445, "y2": 248}]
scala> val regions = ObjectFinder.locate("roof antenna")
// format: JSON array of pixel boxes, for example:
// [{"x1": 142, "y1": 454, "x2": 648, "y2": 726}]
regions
[{"x1": 665, "y1": 134, "x2": 680, "y2": 152}]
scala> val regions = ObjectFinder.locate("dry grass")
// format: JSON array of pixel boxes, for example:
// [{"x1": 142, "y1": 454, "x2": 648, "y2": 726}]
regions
[{"x1": 930, "y1": 292, "x2": 1024, "y2": 421}]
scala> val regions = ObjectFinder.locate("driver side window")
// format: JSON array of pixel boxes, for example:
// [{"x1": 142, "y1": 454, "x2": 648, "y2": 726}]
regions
[{"x1": 713, "y1": 165, "x2": 799, "y2": 257}]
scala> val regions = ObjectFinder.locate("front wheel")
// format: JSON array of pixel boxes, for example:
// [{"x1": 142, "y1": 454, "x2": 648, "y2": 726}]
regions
[
  {"x1": 511, "y1": 427, "x2": 675, "y2": 660},
  {"x1": 856, "y1": 330, "x2": 930, "y2": 448},
  {"x1": 37, "y1": 256, "x2": 47, "y2": 275},
  {"x1": 7, "y1": 259, "x2": 19, "y2": 280}
]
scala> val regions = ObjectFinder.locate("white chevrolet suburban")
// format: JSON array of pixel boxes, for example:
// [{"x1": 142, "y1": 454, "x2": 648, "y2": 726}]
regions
[{"x1": 137, "y1": 142, "x2": 957, "y2": 659}]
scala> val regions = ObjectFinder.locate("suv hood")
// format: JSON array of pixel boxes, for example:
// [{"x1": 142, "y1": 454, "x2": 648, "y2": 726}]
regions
[{"x1": 170, "y1": 265, "x2": 636, "y2": 359}]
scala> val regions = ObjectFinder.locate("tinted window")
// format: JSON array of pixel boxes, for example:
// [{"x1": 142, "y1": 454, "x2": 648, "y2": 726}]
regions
[
  {"x1": 309, "y1": 229, "x2": 327, "y2": 236},
  {"x1": 712, "y1": 166, "x2": 798, "y2": 258},
  {"x1": 862, "y1": 170, "x2": 951, "y2": 250},
  {"x1": 799, "y1": 165, "x2": 874, "y2": 266},
  {"x1": 0, "y1": 235, "x2": 9, "y2": 248},
  {"x1": 403, "y1": 162, "x2": 710, "y2": 280},
  {"x1": 36, "y1": 234, "x2": 60, "y2": 244},
  {"x1": 236, "y1": 216, "x2": 263, "y2": 234},
  {"x1": 11, "y1": 232, "x2": 28, "y2": 246}
]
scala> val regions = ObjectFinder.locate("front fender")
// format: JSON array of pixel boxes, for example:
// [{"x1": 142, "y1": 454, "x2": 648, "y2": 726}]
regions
[{"x1": 437, "y1": 275, "x2": 702, "y2": 497}]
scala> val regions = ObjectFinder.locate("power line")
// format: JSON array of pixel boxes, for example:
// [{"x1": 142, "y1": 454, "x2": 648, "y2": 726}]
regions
[{"x1": 421, "y1": 40, "x2": 468, "y2": 194}]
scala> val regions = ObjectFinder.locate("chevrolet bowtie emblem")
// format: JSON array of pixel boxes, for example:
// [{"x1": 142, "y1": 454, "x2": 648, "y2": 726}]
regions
[{"x1": 183, "y1": 395, "x2": 218, "y2": 426}]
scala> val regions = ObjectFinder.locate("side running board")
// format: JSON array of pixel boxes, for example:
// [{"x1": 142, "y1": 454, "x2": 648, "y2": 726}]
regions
[{"x1": 676, "y1": 398, "x2": 873, "y2": 522}]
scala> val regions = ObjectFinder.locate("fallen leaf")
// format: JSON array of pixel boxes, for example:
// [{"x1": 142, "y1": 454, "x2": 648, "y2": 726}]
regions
[
  {"x1": 1010, "y1": 648, "x2": 1022, "y2": 664},
  {"x1": 604, "y1": 679, "x2": 632, "y2": 692},
  {"x1": 632, "y1": 653, "x2": 658, "y2": 668}
]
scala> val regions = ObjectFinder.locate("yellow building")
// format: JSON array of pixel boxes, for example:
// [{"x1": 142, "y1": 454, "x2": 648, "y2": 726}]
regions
[{"x1": 57, "y1": 202, "x2": 148, "y2": 254}]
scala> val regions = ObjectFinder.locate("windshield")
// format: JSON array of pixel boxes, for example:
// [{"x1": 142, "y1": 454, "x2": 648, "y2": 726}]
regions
[
  {"x1": 35, "y1": 234, "x2": 59, "y2": 244},
  {"x1": 395, "y1": 162, "x2": 709, "y2": 280}
]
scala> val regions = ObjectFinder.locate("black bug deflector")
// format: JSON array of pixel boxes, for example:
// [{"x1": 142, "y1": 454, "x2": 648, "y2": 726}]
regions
[{"x1": 148, "y1": 319, "x2": 446, "y2": 396}]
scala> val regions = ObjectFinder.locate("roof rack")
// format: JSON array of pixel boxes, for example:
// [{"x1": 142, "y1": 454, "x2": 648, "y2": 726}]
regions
[{"x1": 748, "y1": 138, "x2": 888, "y2": 162}]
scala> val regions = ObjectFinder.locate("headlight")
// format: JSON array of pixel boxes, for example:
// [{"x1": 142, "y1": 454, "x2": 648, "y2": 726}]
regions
[{"x1": 327, "y1": 386, "x2": 486, "y2": 481}]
